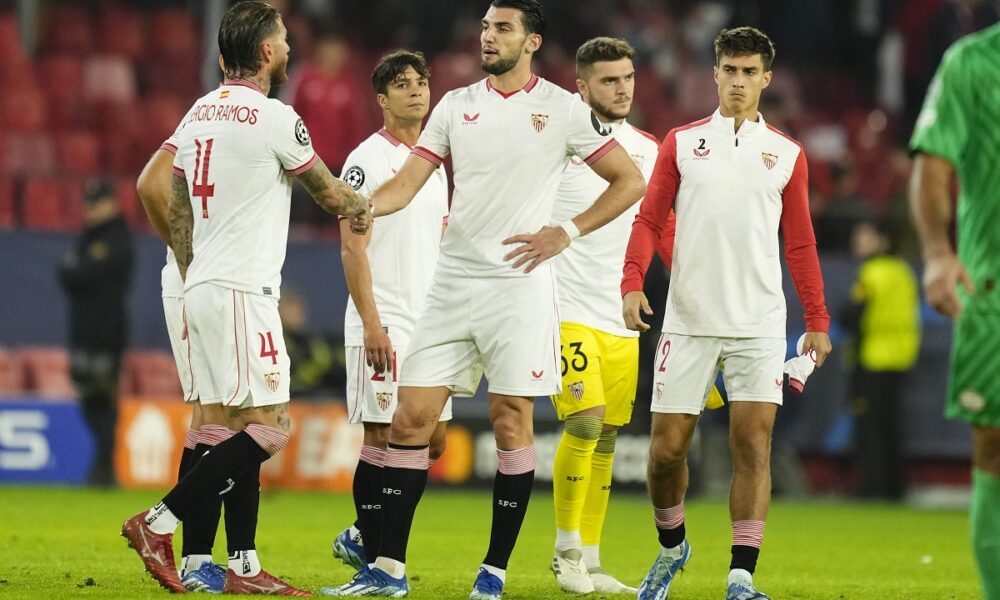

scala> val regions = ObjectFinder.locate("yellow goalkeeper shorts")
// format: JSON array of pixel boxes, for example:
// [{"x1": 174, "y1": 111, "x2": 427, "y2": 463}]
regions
[{"x1": 550, "y1": 322, "x2": 638, "y2": 427}]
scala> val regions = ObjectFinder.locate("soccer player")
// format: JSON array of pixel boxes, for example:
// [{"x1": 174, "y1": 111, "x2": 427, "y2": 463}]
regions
[
  {"x1": 325, "y1": 50, "x2": 453, "y2": 577},
  {"x1": 546, "y1": 36, "x2": 657, "y2": 596},
  {"x1": 121, "y1": 2, "x2": 369, "y2": 594},
  {"x1": 137, "y1": 139, "x2": 230, "y2": 594},
  {"x1": 321, "y1": 1, "x2": 646, "y2": 598},
  {"x1": 909, "y1": 22, "x2": 1000, "y2": 600},
  {"x1": 621, "y1": 27, "x2": 831, "y2": 600}
]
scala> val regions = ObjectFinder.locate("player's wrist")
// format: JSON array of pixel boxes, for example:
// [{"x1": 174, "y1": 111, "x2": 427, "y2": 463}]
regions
[{"x1": 558, "y1": 219, "x2": 580, "y2": 243}]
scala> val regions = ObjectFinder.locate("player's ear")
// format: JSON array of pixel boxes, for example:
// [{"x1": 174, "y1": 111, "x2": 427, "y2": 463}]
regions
[
  {"x1": 575, "y1": 78, "x2": 587, "y2": 100},
  {"x1": 762, "y1": 69, "x2": 772, "y2": 89},
  {"x1": 376, "y1": 93, "x2": 389, "y2": 110},
  {"x1": 525, "y1": 33, "x2": 542, "y2": 53}
]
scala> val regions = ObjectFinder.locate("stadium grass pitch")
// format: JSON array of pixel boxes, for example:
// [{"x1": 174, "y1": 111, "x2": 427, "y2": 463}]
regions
[{"x1": 0, "y1": 485, "x2": 979, "y2": 599}]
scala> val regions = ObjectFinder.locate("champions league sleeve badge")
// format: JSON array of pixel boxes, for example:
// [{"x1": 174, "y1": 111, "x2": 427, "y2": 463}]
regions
[
  {"x1": 343, "y1": 166, "x2": 366, "y2": 190},
  {"x1": 294, "y1": 118, "x2": 311, "y2": 146}
]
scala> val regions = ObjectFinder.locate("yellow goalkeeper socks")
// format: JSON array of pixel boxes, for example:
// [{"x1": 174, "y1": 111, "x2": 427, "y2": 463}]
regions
[
  {"x1": 553, "y1": 414, "x2": 602, "y2": 543},
  {"x1": 581, "y1": 429, "x2": 617, "y2": 555}
]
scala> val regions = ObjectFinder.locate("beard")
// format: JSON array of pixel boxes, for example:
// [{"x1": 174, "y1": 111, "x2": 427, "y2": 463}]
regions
[
  {"x1": 590, "y1": 96, "x2": 630, "y2": 122},
  {"x1": 270, "y1": 57, "x2": 289, "y2": 85},
  {"x1": 481, "y1": 49, "x2": 520, "y2": 76}
]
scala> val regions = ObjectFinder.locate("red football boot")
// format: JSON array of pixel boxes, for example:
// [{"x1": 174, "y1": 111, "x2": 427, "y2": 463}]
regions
[
  {"x1": 121, "y1": 511, "x2": 186, "y2": 593},
  {"x1": 223, "y1": 569, "x2": 311, "y2": 596}
]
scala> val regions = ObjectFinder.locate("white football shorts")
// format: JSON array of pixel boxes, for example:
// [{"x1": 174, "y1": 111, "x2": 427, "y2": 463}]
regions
[
  {"x1": 162, "y1": 296, "x2": 197, "y2": 403},
  {"x1": 184, "y1": 283, "x2": 289, "y2": 408},
  {"x1": 400, "y1": 268, "x2": 562, "y2": 397},
  {"x1": 345, "y1": 342, "x2": 453, "y2": 424},
  {"x1": 650, "y1": 333, "x2": 786, "y2": 414}
]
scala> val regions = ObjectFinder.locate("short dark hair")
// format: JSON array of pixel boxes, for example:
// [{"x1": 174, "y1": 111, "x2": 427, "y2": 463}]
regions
[
  {"x1": 371, "y1": 50, "x2": 430, "y2": 95},
  {"x1": 490, "y1": 0, "x2": 546, "y2": 36},
  {"x1": 576, "y1": 37, "x2": 635, "y2": 77},
  {"x1": 714, "y1": 26, "x2": 775, "y2": 70},
  {"x1": 218, "y1": 0, "x2": 281, "y2": 79}
]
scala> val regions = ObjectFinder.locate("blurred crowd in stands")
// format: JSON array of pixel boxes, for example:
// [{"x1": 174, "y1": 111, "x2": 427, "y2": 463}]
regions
[{"x1": 1, "y1": 0, "x2": 996, "y2": 248}]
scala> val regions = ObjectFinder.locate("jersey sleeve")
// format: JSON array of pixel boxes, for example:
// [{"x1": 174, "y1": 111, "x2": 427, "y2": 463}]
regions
[
  {"x1": 621, "y1": 129, "x2": 680, "y2": 296},
  {"x1": 909, "y1": 43, "x2": 970, "y2": 164},
  {"x1": 566, "y1": 94, "x2": 620, "y2": 165},
  {"x1": 161, "y1": 119, "x2": 185, "y2": 155},
  {"x1": 340, "y1": 144, "x2": 386, "y2": 199},
  {"x1": 412, "y1": 93, "x2": 451, "y2": 166},
  {"x1": 780, "y1": 147, "x2": 830, "y2": 333},
  {"x1": 271, "y1": 104, "x2": 319, "y2": 176}
]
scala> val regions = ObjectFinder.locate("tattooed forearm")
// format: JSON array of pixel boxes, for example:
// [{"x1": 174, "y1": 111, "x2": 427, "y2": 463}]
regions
[
  {"x1": 296, "y1": 158, "x2": 368, "y2": 216},
  {"x1": 168, "y1": 174, "x2": 194, "y2": 280}
]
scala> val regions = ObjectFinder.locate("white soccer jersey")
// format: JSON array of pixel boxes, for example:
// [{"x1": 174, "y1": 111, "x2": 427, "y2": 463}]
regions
[
  {"x1": 412, "y1": 75, "x2": 620, "y2": 277},
  {"x1": 551, "y1": 118, "x2": 658, "y2": 337},
  {"x1": 341, "y1": 129, "x2": 449, "y2": 346},
  {"x1": 172, "y1": 80, "x2": 317, "y2": 298},
  {"x1": 623, "y1": 109, "x2": 829, "y2": 338}
]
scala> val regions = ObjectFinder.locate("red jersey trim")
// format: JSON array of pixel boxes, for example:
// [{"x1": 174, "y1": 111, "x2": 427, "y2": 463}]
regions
[
  {"x1": 160, "y1": 142, "x2": 178, "y2": 155},
  {"x1": 485, "y1": 73, "x2": 539, "y2": 99},
  {"x1": 765, "y1": 123, "x2": 801, "y2": 146},
  {"x1": 171, "y1": 166, "x2": 185, "y2": 178},
  {"x1": 412, "y1": 146, "x2": 445, "y2": 166},
  {"x1": 378, "y1": 128, "x2": 412, "y2": 149},
  {"x1": 222, "y1": 79, "x2": 266, "y2": 95},
  {"x1": 633, "y1": 127, "x2": 659, "y2": 145},
  {"x1": 285, "y1": 153, "x2": 318, "y2": 176},
  {"x1": 583, "y1": 138, "x2": 620, "y2": 165}
]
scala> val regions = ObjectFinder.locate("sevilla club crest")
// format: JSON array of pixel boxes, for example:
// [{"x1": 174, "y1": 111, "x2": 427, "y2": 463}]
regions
[
  {"x1": 761, "y1": 152, "x2": 778, "y2": 170},
  {"x1": 264, "y1": 372, "x2": 280, "y2": 393},
  {"x1": 569, "y1": 382, "x2": 584, "y2": 401},
  {"x1": 531, "y1": 113, "x2": 549, "y2": 133},
  {"x1": 376, "y1": 392, "x2": 393, "y2": 411}
]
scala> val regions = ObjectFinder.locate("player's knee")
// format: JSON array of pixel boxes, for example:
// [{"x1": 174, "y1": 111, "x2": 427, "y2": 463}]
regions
[
  {"x1": 244, "y1": 423, "x2": 290, "y2": 457},
  {"x1": 972, "y1": 427, "x2": 1000, "y2": 477},
  {"x1": 648, "y1": 437, "x2": 687, "y2": 473},
  {"x1": 596, "y1": 428, "x2": 618, "y2": 454},
  {"x1": 564, "y1": 414, "x2": 603, "y2": 441}
]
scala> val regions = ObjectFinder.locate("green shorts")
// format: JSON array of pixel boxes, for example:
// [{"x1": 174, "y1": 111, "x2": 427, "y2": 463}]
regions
[{"x1": 946, "y1": 311, "x2": 1000, "y2": 427}]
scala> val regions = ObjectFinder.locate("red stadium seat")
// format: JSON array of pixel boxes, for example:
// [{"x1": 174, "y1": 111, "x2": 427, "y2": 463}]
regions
[
  {"x1": 17, "y1": 347, "x2": 75, "y2": 398},
  {"x1": 0, "y1": 175, "x2": 14, "y2": 229},
  {"x1": 42, "y1": 5, "x2": 94, "y2": 55},
  {"x1": 21, "y1": 178, "x2": 68, "y2": 231},
  {"x1": 147, "y1": 9, "x2": 198, "y2": 56},
  {"x1": 56, "y1": 132, "x2": 102, "y2": 176},
  {"x1": 1, "y1": 133, "x2": 56, "y2": 177},
  {"x1": 0, "y1": 347, "x2": 25, "y2": 395},
  {"x1": 96, "y1": 7, "x2": 146, "y2": 60},
  {"x1": 0, "y1": 86, "x2": 48, "y2": 132},
  {"x1": 0, "y1": 12, "x2": 24, "y2": 59},
  {"x1": 122, "y1": 351, "x2": 181, "y2": 397}
]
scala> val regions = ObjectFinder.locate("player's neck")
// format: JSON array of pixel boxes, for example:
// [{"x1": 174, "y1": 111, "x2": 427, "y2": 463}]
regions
[
  {"x1": 718, "y1": 103, "x2": 760, "y2": 134},
  {"x1": 383, "y1": 117, "x2": 421, "y2": 147},
  {"x1": 238, "y1": 72, "x2": 272, "y2": 97},
  {"x1": 487, "y1": 63, "x2": 534, "y2": 94}
]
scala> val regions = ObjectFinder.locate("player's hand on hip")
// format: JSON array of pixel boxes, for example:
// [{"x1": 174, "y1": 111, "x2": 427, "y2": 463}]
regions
[
  {"x1": 623, "y1": 291, "x2": 653, "y2": 332},
  {"x1": 801, "y1": 332, "x2": 832, "y2": 368},
  {"x1": 923, "y1": 252, "x2": 975, "y2": 320},
  {"x1": 364, "y1": 326, "x2": 393, "y2": 375},
  {"x1": 502, "y1": 225, "x2": 570, "y2": 273}
]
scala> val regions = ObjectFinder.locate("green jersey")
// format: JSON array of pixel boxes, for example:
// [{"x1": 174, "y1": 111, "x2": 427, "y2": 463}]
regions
[{"x1": 910, "y1": 22, "x2": 1000, "y2": 315}]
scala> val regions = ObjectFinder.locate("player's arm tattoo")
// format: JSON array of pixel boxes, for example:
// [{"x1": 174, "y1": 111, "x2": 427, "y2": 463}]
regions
[
  {"x1": 296, "y1": 158, "x2": 368, "y2": 217},
  {"x1": 168, "y1": 174, "x2": 194, "y2": 280}
]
